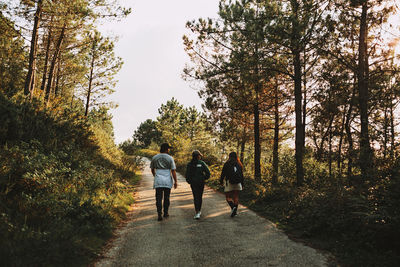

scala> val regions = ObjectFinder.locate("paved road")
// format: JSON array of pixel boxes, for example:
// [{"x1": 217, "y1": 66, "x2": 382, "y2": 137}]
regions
[{"x1": 95, "y1": 159, "x2": 328, "y2": 267}]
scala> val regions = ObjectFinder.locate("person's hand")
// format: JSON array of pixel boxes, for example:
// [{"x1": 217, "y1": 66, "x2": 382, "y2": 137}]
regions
[{"x1": 174, "y1": 183, "x2": 178, "y2": 189}]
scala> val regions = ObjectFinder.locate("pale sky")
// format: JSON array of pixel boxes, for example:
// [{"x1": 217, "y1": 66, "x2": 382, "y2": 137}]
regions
[{"x1": 100, "y1": 1, "x2": 220, "y2": 144}]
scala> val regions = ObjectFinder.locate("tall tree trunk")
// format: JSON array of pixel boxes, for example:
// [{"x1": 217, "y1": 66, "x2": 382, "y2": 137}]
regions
[
  {"x1": 303, "y1": 47, "x2": 307, "y2": 146},
  {"x1": 45, "y1": 23, "x2": 66, "y2": 104},
  {"x1": 85, "y1": 45, "x2": 96, "y2": 116},
  {"x1": 345, "y1": 80, "x2": 357, "y2": 179},
  {"x1": 24, "y1": 0, "x2": 43, "y2": 98},
  {"x1": 254, "y1": 98, "x2": 261, "y2": 181},
  {"x1": 390, "y1": 95, "x2": 395, "y2": 159},
  {"x1": 291, "y1": 0, "x2": 304, "y2": 186},
  {"x1": 294, "y1": 50, "x2": 304, "y2": 186},
  {"x1": 54, "y1": 58, "x2": 61, "y2": 96},
  {"x1": 358, "y1": 1, "x2": 373, "y2": 180},
  {"x1": 240, "y1": 126, "x2": 246, "y2": 164},
  {"x1": 345, "y1": 121, "x2": 354, "y2": 179},
  {"x1": 272, "y1": 81, "x2": 280, "y2": 185},
  {"x1": 384, "y1": 107, "x2": 388, "y2": 159},
  {"x1": 328, "y1": 127, "x2": 332, "y2": 178},
  {"x1": 48, "y1": 61, "x2": 58, "y2": 102},
  {"x1": 337, "y1": 108, "x2": 347, "y2": 176},
  {"x1": 40, "y1": 19, "x2": 53, "y2": 94},
  {"x1": 253, "y1": 32, "x2": 261, "y2": 181}
]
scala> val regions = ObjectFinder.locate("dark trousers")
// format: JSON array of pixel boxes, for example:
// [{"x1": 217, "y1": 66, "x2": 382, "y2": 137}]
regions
[
  {"x1": 155, "y1": 187, "x2": 171, "y2": 215},
  {"x1": 190, "y1": 183, "x2": 205, "y2": 212}
]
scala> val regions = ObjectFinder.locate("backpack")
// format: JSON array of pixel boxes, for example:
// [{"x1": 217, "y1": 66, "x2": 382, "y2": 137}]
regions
[
  {"x1": 186, "y1": 160, "x2": 209, "y2": 184},
  {"x1": 227, "y1": 162, "x2": 244, "y2": 184}
]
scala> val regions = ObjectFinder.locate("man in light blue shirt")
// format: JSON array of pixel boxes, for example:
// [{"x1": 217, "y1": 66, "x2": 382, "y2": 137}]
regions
[{"x1": 150, "y1": 143, "x2": 178, "y2": 221}]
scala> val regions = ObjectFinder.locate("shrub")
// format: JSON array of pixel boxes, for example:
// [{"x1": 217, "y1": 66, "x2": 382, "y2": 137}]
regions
[{"x1": 0, "y1": 96, "x2": 138, "y2": 266}]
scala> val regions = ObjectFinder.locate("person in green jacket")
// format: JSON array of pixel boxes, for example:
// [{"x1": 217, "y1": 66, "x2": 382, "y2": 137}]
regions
[{"x1": 185, "y1": 150, "x2": 210, "y2": 219}]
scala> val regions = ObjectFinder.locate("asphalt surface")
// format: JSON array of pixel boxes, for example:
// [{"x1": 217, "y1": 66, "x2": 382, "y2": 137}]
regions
[{"x1": 95, "y1": 159, "x2": 328, "y2": 267}]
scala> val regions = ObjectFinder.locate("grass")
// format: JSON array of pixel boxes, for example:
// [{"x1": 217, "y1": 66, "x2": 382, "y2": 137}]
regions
[{"x1": 85, "y1": 172, "x2": 141, "y2": 267}]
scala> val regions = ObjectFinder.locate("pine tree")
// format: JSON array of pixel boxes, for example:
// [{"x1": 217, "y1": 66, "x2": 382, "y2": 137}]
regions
[{"x1": 82, "y1": 31, "x2": 122, "y2": 116}]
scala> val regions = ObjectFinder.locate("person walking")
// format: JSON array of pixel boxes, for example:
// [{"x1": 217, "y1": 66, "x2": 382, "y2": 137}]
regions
[
  {"x1": 150, "y1": 143, "x2": 178, "y2": 221},
  {"x1": 219, "y1": 152, "x2": 244, "y2": 217},
  {"x1": 185, "y1": 150, "x2": 210, "y2": 220}
]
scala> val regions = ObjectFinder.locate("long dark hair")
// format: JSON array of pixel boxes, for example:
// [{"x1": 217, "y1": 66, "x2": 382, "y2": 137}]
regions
[{"x1": 228, "y1": 152, "x2": 243, "y2": 168}]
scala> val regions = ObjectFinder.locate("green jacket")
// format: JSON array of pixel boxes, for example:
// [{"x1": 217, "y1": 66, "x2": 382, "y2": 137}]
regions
[{"x1": 185, "y1": 160, "x2": 210, "y2": 184}]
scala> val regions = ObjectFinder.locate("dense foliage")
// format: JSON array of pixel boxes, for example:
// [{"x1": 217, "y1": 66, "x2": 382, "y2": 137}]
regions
[
  {"x1": 0, "y1": 1, "x2": 137, "y2": 265},
  {"x1": 134, "y1": 97, "x2": 400, "y2": 265},
  {"x1": 124, "y1": 98, "x2": 219, "y2": 171},
  {"x1": 0, "y1": 95, "x2": 140, "y2": 266}
]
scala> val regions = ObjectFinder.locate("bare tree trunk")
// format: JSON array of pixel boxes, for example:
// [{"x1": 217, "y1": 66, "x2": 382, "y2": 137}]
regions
[
  {"x1": 54, "y1": 58, "x2": 61, "y2": 96},
  {"x1": 47, "y1": 61, "x2": 58, "y2": 102},
  {"x1": 337, "y1": 109, "x2": 347, "y2": 176},
  {"x1": 253, "y1": 33, "x2": 261, "y2": 181},
  {"x1": 40, "y1": 19, "x2": 53, "y2": 94},
  {"x1": 345, "y1": 122, "x2": 354, "y2": 179},
  {"x1": 390, "y1": 96, "x2": 395, "y2": 159},
  {"x1": 384, "y1": 107, "x2": 388, "y2": 159},
  {"x1": 272, "y1": 81, "x2": 280, "y2": 185},
  {"x1": 303, "y1": 47, "x2": 307, "y2": 147},
  {"x1": 345, "y1": 81, "x2": 357, "y2": 179},
  {"x1": 291, "y1": 0, "x2": 304, "y2": 186},
  {"x1": 24, "y1": 0, "x2": 43, "y2": 98},
  {"x1": 45, "y1": 23, "x2": 66, "y2": 104},
  {"x1": 240, "y1": 126, "x2": 246, "y2": 164},
  {"x1": 358, "y1": 1, "x2": 373, "y2": 180},
  {"x1": 328, "y1": 127, "x2": 332, "y2": 178},
  {"x1": 85, "y1": 44, "x2": 96, "y2": 116},
  {"x1": 294, "y1": 51, "x2": 304, "y2": 186},
  {"x1": 254, "y1": 98, "x2": 261, "y2": 181}
]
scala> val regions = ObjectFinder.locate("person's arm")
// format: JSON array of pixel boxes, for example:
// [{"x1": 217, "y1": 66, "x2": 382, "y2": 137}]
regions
[
  {"x1": 219, "y1": 164, "x2": 226, "y2": 185},
  {"x1": 185, "y1": 164, "x2": 191, "y2": 179},
  {"x1": 185, "y1": 164, "x2": 192, "y2": 184},
  {"x1": 171, "y1": 169, "x2": 178, "y2": 189},
  {"x1": 150, "y1": 158, "x2": 155, "y2": 177},
  {"x1": 203, "y1": 162, "x2": 211, "y2": 180}
]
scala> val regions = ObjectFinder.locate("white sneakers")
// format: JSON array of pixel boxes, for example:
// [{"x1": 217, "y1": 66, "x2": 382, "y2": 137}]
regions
[{"x1": 194, "y1": 211, "x2": 201, "y2": 220}]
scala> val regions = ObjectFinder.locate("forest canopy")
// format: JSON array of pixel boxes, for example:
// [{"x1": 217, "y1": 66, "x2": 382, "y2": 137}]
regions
[{"x1": 128, "y1": 0, "x2": 400, "y2": 265}]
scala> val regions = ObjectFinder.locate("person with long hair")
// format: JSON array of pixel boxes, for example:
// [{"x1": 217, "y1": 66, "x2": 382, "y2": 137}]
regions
[
  {"x1": 185, "y1": 150, "x2": 210, "y2": 219},
  {"x1": 219, "y1": 152, "x2": 244, "y2": 217}
]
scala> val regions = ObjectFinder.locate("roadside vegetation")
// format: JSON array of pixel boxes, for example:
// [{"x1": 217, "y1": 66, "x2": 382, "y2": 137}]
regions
[
  {"x1": 0, "y1": 95, "x2": 141, "y2": 266},
  {"x1": 0, "y1": 1, "x2": 140, "y2": 266},
  {"x1": 125, "y1": 97, "x2": 400, "y2": 266},
  {"x1": 123, "y1": 0, "x2": 400, "y2": 264}
]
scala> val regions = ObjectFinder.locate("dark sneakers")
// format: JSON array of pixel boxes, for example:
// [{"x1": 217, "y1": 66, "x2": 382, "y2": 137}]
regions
[
  {"x1": 158, "y1": 212, "x2": 169, "y2": 221},
  {"x1": 227, "y1": 201, "x2": 234, "y2": 210},
  {"x1": 230, "y1": 206, "x2": 238, "y2": 217}
]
